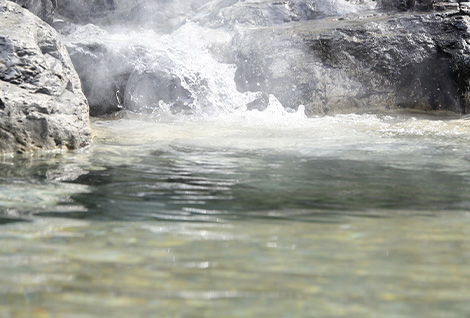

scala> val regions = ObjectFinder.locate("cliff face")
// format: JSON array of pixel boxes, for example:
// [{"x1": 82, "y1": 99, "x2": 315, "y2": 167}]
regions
[{"x1": 0, "y1": 0, "x2": 91, "y2": 154}]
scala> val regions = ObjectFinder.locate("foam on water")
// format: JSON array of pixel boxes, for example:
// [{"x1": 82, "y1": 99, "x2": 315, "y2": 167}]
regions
[{"x1": 93, "y1": 110, "x2": 470, "y2": 166}]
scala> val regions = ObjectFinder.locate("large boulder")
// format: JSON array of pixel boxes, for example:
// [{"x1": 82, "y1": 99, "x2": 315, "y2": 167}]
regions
[
  {"x1": 9, "y1": 0, "x2": 56, "y2": 24},
  {"x1": 0, "y1": 0, "x2": 91, "y2": 154},
  {"x1": 232, "y1": 12, "x2": 470, "y2": 115}
]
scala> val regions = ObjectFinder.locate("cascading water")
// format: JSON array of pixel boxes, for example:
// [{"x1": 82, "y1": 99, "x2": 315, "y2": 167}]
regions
[
  {"x1": 61, "y1": 0, "x2": 379, "y2": 118},
  {"x1": 2, "y1": 1, "x2": 470, "y2": 317}
]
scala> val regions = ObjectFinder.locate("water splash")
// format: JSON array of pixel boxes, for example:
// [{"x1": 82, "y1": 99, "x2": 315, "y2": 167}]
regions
[
  {"x1": 65, "y1": 21, "x2": 267, "y2": 118},
  {"x1": 62, "y1": 0, "x2": 378, "y2": 120}
]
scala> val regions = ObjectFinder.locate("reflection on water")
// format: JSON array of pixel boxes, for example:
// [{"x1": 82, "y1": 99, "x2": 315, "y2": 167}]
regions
[{"x1": 1, "y1": 114, "x2": 470, "y2": 317}]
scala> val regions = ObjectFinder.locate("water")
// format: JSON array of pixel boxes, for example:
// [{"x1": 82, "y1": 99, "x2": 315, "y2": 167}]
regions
[
  {"x1": 3, "y1": 0, "x2": 470, "y2": 316},
  {"x1": 1, "y1": 112, "x2": 470, "y2": 317}
]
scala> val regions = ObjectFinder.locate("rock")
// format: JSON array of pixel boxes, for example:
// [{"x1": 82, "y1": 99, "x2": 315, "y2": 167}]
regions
[
  {"x1": 55, "y1": 0, "x2": 117, "y2": 25},
  {"x1": 232, "y1": 13, "x2": 470, "y2": 115},
  {"x1": 124, "y1": 70, "x2": 193, "y2": 114},
  {"x1": 55, "y1": 0, "x2": 375, "y2": 31},
  {"x1": 0, "y1": 0, "x2": 91, "y2": 154},
  {"x1": 193, "y1": 0, "x2": 375, "y2": 27},
  {"x1": 377, "y1": 0, "x2": 436, "y2": 11},
  {"x1": 460, "y1": 2, "x2": 470, "y2": 14},
  {"x1": 9, "y1": 0, "x2": 56, "y2": 24},
  {"x1": 433, "y1": 1, "x2": 459, "y2": 12},
  {"x1": 55, "y1": 23, "x2": 137, "y2": 116},
  {"x1": 53, "y1": 0, "x2": 470, "y2": 117},
  {"x1": 56, "y1": 0, "x2": 213, "y2": 32}
]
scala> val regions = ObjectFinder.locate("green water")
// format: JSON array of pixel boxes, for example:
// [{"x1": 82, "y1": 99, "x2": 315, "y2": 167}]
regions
[{"x1": 1, "y1": 114, "x2": 470, "y2": 317}]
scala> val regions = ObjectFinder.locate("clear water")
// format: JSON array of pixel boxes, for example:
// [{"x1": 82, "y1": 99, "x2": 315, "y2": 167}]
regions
[
  {"x1": 1, "y1": 112, "x2": 470, "y2": 317},
  {"x1": 3, "y1": 1, "x2": 470, "y2": 316}
]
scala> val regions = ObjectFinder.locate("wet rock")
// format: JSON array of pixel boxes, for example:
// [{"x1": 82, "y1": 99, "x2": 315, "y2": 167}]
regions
[
  {"x1": 193, "y1": 0, "x2": 375, "y2": 27},
  {"x1": 56, "y1": 0, "x2": 118, "y2": 24},
  {"x1": 9, "y1": 0, "x2": 56, "y2": 24},
  {"x1": 55, "y1": 0, "x2": 374, "y2": 30},
  {"x1": 233, "y1": 13, "x2": 470, "y2": 115},
  {"x1": 433, "y1": 1, "x2": 460, "y2": 13},
  {"x1": 124, "y1": 70, "x2": 193, "y2": 114},
  {"x1": 56, "y1": 22, "x2": 141, "y2": 116},
  {"x1": 377, "y1": 0, "x2": 436, "y2": 11},
  {"x1": 58, "y1": 24, "x2": 130, "y2": 116},
  {"x1": 460, "y1": 2, "x2": 470, "y2": 14},
  {"x1": 53, "y1": 0, "x2": 470, "y2": 117},
  {"x1": 56, "y1": 0, "x2": 212, "y2": 32},
  {"x1": 0, "y1": 1, "x2": 91, "y2": 154}
]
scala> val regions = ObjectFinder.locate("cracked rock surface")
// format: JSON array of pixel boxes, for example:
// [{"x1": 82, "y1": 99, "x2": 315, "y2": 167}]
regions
[{"x1": 0, "y1": 0, "x2": 91, "y2": 154}]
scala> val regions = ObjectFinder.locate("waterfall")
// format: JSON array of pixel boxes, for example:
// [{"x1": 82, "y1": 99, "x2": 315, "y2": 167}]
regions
[{"x1": 58, "y1": 0, "x2": 384, "y2": 119}]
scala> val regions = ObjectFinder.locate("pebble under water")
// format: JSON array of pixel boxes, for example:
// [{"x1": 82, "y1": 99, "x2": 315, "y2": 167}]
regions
[{"x1": 1, "y1": 112, "x2": 470, "y2": 317}]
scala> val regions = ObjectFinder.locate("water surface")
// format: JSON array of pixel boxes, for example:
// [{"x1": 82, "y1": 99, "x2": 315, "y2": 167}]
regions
[{"x1": 1, "y1": 113, "x2": 470, "y2": 317}]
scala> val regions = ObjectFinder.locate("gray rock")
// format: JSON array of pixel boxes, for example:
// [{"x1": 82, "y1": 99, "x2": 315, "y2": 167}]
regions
[
  {"x1": 377, "y1": 0, "x2": 436, "y2": 11},
  {"x1": 56, "y1": 0, "x2": 213, "y2": 32},
  {"x1": 460, "y1": 2, "x2": 470, "y2": 14},
  {"x1": 124, "y1": 70, "x2": 193, "y2": 114},
  {"x1": 0, "y1": 0, "x2": 91, "y2": 154},
  {"x1": 232, "y1": 13, "x2": 470, "y2": 115},
  {"x1": 433, "y1": 1, "x2": 459, "y2": 12},
  {"x1": 55, "y1": 0, "x2": 371, "y2": 31},
  {"x1": 9, "y1": 0, "x2": 56, "y2": 24},
  {"x1": 193, "y1": 0, "x2": 375, "y2": 27},
  {"x1": 56, "y1": 23, "x2": 136, "y2": 116},
  {"x1": 57, "y1": 22, "x2": 195, "y2": 116}
]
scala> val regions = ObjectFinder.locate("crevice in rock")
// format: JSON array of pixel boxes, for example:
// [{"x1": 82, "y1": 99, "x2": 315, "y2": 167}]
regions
[
  {"x1": 33, "y1": 87, "x2": 52, "y2": 95},
  {"x1": 65, "y1": 80, "x2": 74, "y2": 92}
]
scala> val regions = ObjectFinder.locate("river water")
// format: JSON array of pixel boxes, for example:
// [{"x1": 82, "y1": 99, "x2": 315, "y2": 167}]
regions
[
  {"x1": 1, "y1": 110, "x2": 470, "y2": 317},
  {"x1": 2, "y1": 0, "x2": 470, "y2": 316}
]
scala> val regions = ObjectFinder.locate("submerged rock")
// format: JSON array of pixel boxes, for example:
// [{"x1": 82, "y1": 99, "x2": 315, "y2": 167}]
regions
[{"x1": 0, "y1": 1, "x2": 91, "y2": 154}]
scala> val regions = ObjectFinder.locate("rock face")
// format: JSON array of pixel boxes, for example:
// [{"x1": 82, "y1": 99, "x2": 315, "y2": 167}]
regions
[
  {"x1": 378, "y1": 0, "x2": 434, "y2": 11},
  {"x1": 56, "y1": 0, "x2": 213, "y2": 32},
  {"x1": 9, "y1": 0, "x2": 56, "y2": 24},
  {"x1": 53, "y1": 23, "x2": 133, "y2": 116},
  {"x1": 232, "y1": 12, "x2": 470, "y2": 115},
  {"x1": 306, "y1": 14, "x2": 470, "y2": 114},
  {"x1": 0, "y1": 0, "x2": 91, "y2": 154}
]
